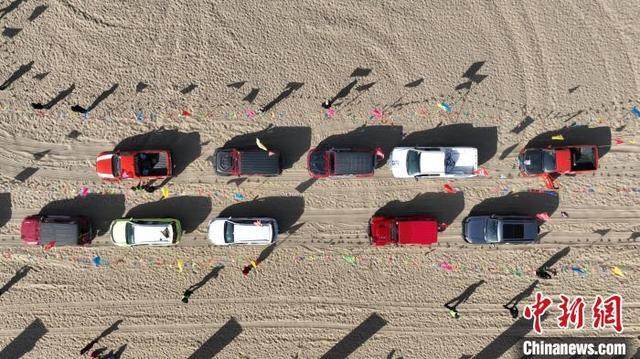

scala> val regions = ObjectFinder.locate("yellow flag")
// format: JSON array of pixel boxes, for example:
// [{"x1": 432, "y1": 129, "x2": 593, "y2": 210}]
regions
[
  {"x1": 177, "y1": 258, "x2": 184, "y2": 273},
  {"x1": 611, "y1": 266, "x2": 624, "y2": 277},
  {"x1": 161, "y1": 187, "x2": 170, "y2": 199},
  {"x1": 256, "y1": 138, "x2": 268, "y2": 152},
  {"x1": 551, "y1": 135, "x2": 564, "y2": 141}
]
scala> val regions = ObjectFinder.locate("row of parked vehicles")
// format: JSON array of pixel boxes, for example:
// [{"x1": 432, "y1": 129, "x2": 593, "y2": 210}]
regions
[{"x1": 19, "y1": 141, "x2": 598, "y2": 247}]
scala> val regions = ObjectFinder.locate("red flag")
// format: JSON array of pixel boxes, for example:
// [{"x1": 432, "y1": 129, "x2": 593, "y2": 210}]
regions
[
  {"x1": 443, "y1": 183, "x2": 456, "y2": 193},
  {"x1": 44, "y1": 241, "x2": 56, "y2": 251},
  {"x1": 182, "y1": 110, "x2": 192, "y2": 117},
  {"x1": 473, "y1": 166, "x2": 489, "y2": 177},
  {"x1": 374, "y1": 147, "x2": 385, "y2": 160}
]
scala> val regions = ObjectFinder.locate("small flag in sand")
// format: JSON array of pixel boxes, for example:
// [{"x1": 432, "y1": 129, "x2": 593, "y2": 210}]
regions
[
  {"x1": 571, "y1": 265, "x2": 585, "y2": 274},
  {"x1": 343, "y1": 255, "x2": 356, "y2": 265},
  {"x1": 611, "y1": 266, "x2": 624, "y2": 277},
  {"x1": 370, "y1": 108, "x2": 383, "y2": 119},
  {"x1": 233, "y1": 192, "x2": 245, "y2": 201},
  {"x1": 161, "y1": 187, "x2": 170, "y2": 199},
  {"x1": 256, "y1": 138, "x2": 268, "y2": 152},
  {"x1": 177, "y1": 258, "x2": 184, "y2": 273},
  {"x1": 326, "y1": 108, "x2": 336, "y2": 118},
  {"x1": 374, "y1": 147, "x2": 385, "y2": 160},
  {"x1": 43, "y1": 241, "x2": 56, "y2": 251},
  {"x1": 93, "y1": 255, "x2": 102, "y2": 267},
  {"x1": 561, "y1": 211, "x2": 569, "y2": 218},
  {"x1": 551, "y1": 134, "x2": 564, "y2": 141},
  {"x1": 473, "y1": 166, "x2": 489, "y2": 177},
  {"x1": 631, "y1": 106, "x2": 640, "y2": 118},
  {"x1": 245, "y1": 109, "x2": 257, "y2": 119},
  {"x1": 437, "y1": 102, "x2": 452, "y2": 113},
  {"x1": 79, "y1": 187, "x2": 90, "y2": 197},
  {"x1": 253, "y1": 220, "x2": 263, "y2": 227},
  {"x1": 182, "y1": 110, "x2": 192, "y2": 117},
  {"x1": 135, "y1": 110, "x2": 144, "y2": 122},
  {"x1": 613, "y1": 138, "x2": 625, "y2": 145},
  {"x1": 443, "y1": 183, "x2": 458, "y2": 193},
  {"x1": 536, "y1": 212, "x2": 550, "y2": 222},
  {"x1": 440, "y1": 261, "x2": 453, "y2": 272}
]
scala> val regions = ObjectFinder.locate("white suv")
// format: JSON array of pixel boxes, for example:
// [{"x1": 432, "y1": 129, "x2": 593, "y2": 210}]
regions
[{"x1": 208, "y1": 217, "x2": 278, "y2": 245}]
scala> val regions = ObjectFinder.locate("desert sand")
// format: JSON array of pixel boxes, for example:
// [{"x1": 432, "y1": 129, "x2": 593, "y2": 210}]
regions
[{"x1": 0, "y1": 0, "x2": 639, "y2": 357}]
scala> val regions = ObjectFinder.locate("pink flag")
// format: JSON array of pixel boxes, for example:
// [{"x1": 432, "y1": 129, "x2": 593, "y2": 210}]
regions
[
  {"x1": 79, "y1": 187, "x2": 90, "y2": 197},
  {"x1": 613, "y1": 138, "x2": 624, "y2": 145},
  {"x1": 473, "y1": 166, "x2": 489, "y2": 177},
  {"x1": 254, "y1": 220, "x2": 263, "y2": 227},
  {"x1": 245, "y1": 109, "x2": 257, "y2": 119},
  {"x1": 374, "y1": 147, "x2": 385, "y2": 160},
  {"x1": 371, "y1": 108, "x2": 383, "y2": 119},
  {"x1": 536, "y1": 212, "x2": 550, "y2": 222},
  {"x1": 326, "y1": 108, "x2": 337, "y2": 118}
]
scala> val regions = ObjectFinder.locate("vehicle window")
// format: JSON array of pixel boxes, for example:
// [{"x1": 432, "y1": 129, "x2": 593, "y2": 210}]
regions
[
  {"x1": 224, "y1": 222, "x2": 234, "y2": 243},
  {"x1": 328, "y1": 153, "x2": 335, "y2": 174},
  {"x1": 172, "y1": 223, "x2": 179, "y2": 240},
  {"x1": 406, "y1": 150, "x2": 420, "y2": 176},
  {"x1": 112, "y1": 155, "x2": 121, "y2": 177},
  {"x1": 542, "y1": 151, "x2": 556, "y2": 172},
  {"x1": 391, "y1": 222, "x2": 399, "y2": 241},
  {"x1": 485, "y1": 219, "x2": 499, "y2": 242},
  {"x1": 503, "y1": 224, "x2": 524, "y2": 239},
  {"x1": 125, "y1": 223, "x2": 134, "y2": 245},
  {"x1": 309, "y1": 151, "x2": 326, "y2": 174}
]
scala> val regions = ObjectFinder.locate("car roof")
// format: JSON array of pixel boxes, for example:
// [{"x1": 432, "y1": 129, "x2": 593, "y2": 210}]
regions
[
  {"x1": 418, "y1": 150, "x2": 445, "y2": 174},
  {"x1": 131, "y1": 221, "x2": 173, "y2": 244},
  {"x1": 232, "y1": 221, "x2": 273, "y2": 243}
]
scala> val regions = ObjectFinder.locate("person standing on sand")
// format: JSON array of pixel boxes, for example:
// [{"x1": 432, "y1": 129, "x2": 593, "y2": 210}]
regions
[
  {"x1": 182, "y1": 289, "x2": 193, "y2": 303},
  {"x1": 131, "y1": 182, "x2": 145, "y2": 192},
  {"x1": 503, "y1": 304, "x2": 519, "y2": 319},
  {"x1": 446, "y1": 306, "x2": 460, "y2": 319}
]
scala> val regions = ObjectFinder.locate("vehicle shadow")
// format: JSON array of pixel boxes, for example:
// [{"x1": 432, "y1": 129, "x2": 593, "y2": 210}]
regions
[
  {"x1": 321, "y1": 313, "x2": 387, "y2": 359},
  {"x1": 315, "y1": 125, "x2": 403, "y2": 167},
  {"x1": 0, "y1": 318, "x2": 48, "y2": 359},
  {"x1": 374, "y1": 192, "x2": 465, "y2": 226},
  {"x1": 188, "y1": 317, "x2": 242, "y2": 359},
  {"x1": 469, "y1": 192, "x2": 559, "y2": 217},
  {"x1": 114, "y1": 129, "x2": 201, "y2": 177},
  {"x1": 39, "y1": 194, "x2": 126, "y2": 236},
  {"x1": 126, "y1": 196, "x2": 212, "y2": 233},
  {"x1": 220, "y1": 125, "x2": 312, "y2": 169},
  {"x1": 0, "y1": 193, "x2": 11, "y2": 227},
  {"x1": 400, "y1": 124, "x2": 498, "y2": 165},
  {"x1": 218, "y1": 196, "x2": 304, "y2": 233},
  {"x1": 524, "y1": 126, "x2": 611, "y2": 159}
]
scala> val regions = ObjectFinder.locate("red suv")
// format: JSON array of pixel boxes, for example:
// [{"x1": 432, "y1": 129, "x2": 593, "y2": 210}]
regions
[{"x1": 21, "y1": 215, "x2": 93, "y2": 246}]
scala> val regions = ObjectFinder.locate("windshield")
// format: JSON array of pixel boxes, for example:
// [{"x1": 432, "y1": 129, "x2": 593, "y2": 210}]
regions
[
  {"x1": 125, "y1": 222, "x2": 134, "y2": 245},
  {"x1": 542, "y1": 150, "x2": 556, "y2": 172},
  {"x1": 485, "y1": 219, "x2": 499, "y2": 243},
  {"x1": 391, "y1": 222, "x2": 399, "y2": 241},
  {"x1": 309, "y1": 151, "x2": 327, "y2": 175},
  {"x1": 112, "y1": 155, "x2": 121, "y2": 177},
  {"x1": 224, "y1": 221, "x2": 234, "y2": 243},
  {"x1": 406, "y1": 150, "x2": 420, "y2": 175}
]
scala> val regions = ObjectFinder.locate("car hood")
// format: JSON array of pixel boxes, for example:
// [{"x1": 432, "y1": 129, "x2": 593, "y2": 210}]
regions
[
  {"x1": 96, "y1": 153, "x2": 115, "y2": 179},
  {"x1": 207, "y1": 219, "x2": 226, "y2": 245},
  {"x1": 370, "y1": 216, "x2": 392, "y2": 245},
  {"x1": 464, "y1": 217, "x2": 488, "y2": 244},
  {"x1": 389, "y1": 148, "x2": 410, "y2": 178}
]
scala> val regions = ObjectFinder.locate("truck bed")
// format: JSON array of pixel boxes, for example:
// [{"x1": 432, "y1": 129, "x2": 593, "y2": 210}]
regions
[
  {"x1": 570, "y1": 147, "x2": 597, "y2": 171},
  {"x1": 239, "y1": 150, "x2": 281, "y2": 175},
  {"x1": 444, "y1": 147, "x2": 477, "y2": 176},
  {"x1": 333, "y1": 151, "x2": 374, "y2": 175},
  {"x1": 136, "y1": 152, "x2": 169, "y2": 176}
]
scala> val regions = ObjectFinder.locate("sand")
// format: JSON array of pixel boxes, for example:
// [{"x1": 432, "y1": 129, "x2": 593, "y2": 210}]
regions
[{"x1": 0, "y1": 0, "x2": 639, "y2": 357}]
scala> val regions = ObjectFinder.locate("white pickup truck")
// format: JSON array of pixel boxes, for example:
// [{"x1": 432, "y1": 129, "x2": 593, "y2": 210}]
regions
[{"x1": 389, "y1": 147, "x2": 478, "y2": 178}]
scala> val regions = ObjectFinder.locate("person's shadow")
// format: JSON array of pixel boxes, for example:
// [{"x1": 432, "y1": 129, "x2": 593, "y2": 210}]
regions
[
  {"x1": 185, "y1": 265, "x2": 224, "y2": 295},
  {"x1": 504, "y1": 280, "x2": 539, "y2": 318},
  {"x1": 445, "y1": 280, "x2": 485, "y2": 310},
  {"x1": 0, "y1": 266, "x2": 33, "y2": 296}
]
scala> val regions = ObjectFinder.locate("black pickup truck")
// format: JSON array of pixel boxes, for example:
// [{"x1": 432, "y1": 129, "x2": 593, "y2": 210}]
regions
[
  {"x1": 214, "y1": 148, "x2": 282, "y2": 176},
  {"x1": 307, "y1": 148, "x2": 380, "y2": 178}
]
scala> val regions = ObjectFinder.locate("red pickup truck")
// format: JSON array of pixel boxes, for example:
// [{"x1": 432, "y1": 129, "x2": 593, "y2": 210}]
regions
[
  {"x1": 96, "y1": 150, "x2": 172, "y2": 181},
  {"x1": 307, "y1": 148, "x2": 382, "y2": 178},
  {"x1": 517, "y1": 145, "x2": 599, "y2": 177},
  {"x1": 369, "y1": 216, "x2": 444, "y2": 246}
]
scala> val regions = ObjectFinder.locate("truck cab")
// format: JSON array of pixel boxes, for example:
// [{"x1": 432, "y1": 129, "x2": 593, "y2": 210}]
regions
[
  {"x1": 214, "y1": 148, "x2": 282, "y2": 177},
  {"x1": 518, "y1": 145, "x2": 598, "y2": 176},
  {"x1": 369, "y1": 216, "x2": 441, "y2": 246},
  {"x1": 21, "y1": 215, "x2": 93, "y2": 246},
  {"x1": 307, "y1": 148, "x2": 379, "y2": 178}
]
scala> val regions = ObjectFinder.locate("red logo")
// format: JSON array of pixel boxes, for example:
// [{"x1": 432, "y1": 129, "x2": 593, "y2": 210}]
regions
[
  {"x1": 557, "y1": 295, "x2": 585, "y2": 329},
  {"x1": 524, "y1": 292, "x2": 553, "y2": 334},
  {"x1": 592, "y1": 294, "x2": 623, "y2": 333}
]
